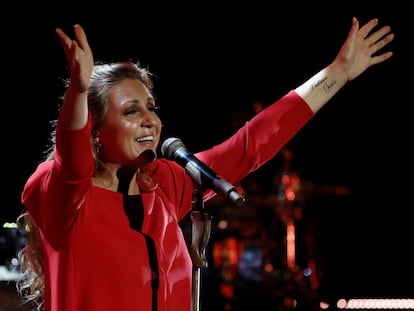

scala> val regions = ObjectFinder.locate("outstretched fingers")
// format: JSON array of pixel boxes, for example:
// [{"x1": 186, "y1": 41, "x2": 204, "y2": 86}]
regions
[
  {"x1": 371, "y1": 50, "x2": 394, "y2": 66},
  {"x1": 55, "y1": 28, "x2": 73, "y2": 54},
  {"x1": 55, "y1": 25, "x2": 94, "y2": 92},
  {"x1": 369, "y1": 28, "x2": 395, "y2": 55},
  {"x1": 358, "y1": 18, "x2": 379, "y2": 39},
  {"x1": 366, "y1": 25, "x2": 393, "y2": 45},
  {"x1": 358, "y1": 18, "x2": 394, "y2": 66},
  {"x1": 73, "y1": 24, "x2": 92, "y2": 53}
]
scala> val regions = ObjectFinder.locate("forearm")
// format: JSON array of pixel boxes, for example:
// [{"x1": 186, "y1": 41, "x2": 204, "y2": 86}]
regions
[
  {"x1": 295, "y1": 61, "x2": 348, "y2": 113},
  {"x1": 58, "y1": 84, "x2": 89, "y2": 130}
]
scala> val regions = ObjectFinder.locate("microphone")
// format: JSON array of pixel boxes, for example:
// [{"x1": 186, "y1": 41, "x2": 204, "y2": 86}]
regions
[{"x1": 161, "y1": 137, "x2": 245, "y2": 206}]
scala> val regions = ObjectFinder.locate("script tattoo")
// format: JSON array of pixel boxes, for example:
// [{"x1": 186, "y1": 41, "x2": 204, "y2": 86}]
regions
[{"x1": 311, "y1": 77, "x2": 337, "y2": 93}]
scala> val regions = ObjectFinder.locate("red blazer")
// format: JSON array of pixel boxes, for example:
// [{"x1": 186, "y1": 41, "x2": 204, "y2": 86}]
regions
[{"x1": 22, "y1": 90, "x2": 313, "y2": 311}]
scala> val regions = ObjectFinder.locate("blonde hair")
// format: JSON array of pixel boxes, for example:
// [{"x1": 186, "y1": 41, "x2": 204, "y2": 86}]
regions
[{"x1": 16, "y1": 212, "x2": 44, "y2": 310}]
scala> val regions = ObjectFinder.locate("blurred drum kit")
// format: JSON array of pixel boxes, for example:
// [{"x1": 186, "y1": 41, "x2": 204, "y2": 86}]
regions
[{"x1": 203, "y1": 147, "x2": 349, "y2": 310}]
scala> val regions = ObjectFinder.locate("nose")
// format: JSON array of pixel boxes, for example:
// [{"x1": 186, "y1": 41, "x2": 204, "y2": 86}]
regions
[{"x1": 141, "y1": 109, "x2": 159, "y2": 128}]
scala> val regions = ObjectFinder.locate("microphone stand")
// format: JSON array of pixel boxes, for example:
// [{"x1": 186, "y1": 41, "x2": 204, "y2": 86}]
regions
[{"x1": 190, "y1": 184, "x2": 212, "y2": 311}]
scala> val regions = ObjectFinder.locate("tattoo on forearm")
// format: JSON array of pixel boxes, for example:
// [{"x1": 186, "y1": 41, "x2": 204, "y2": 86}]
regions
[{"x1": 311, "y1": 77, "x2": 337, "y2": 93}]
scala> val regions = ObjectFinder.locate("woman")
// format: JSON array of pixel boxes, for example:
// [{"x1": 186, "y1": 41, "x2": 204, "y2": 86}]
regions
[{"x1": 17, "y1": 17, "x2": 394, "y2": 311}]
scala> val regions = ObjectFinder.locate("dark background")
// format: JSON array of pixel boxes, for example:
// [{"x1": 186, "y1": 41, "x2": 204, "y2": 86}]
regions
[{"x1": 1, "y1": 2, "x2": 412, "y2": 310}]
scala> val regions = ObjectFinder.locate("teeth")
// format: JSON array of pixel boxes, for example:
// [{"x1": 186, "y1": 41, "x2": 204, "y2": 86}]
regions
[{"x1": 137, "y1": 136, "x2": 154, "y2": 142}]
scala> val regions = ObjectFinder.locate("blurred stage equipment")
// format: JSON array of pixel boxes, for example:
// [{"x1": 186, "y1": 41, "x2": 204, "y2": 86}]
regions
[{"x1": 1, "y1": 222, "x2": 27, "y2": 310}]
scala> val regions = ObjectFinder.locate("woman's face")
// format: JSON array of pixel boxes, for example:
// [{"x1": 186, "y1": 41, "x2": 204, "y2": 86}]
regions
[{"x1": 98, "y1": 78, "x2": 162, "y2": 165}]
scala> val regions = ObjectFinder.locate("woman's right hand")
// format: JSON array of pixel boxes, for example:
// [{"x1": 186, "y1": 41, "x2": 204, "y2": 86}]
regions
[{"x1": 56, "y1": 24, "x2": 94, "y2": 93}]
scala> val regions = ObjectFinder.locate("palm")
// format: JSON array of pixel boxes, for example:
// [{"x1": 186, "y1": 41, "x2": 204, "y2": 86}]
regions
[{"x1": 335, "y1": 18, "x2": 394, "y2": 81}]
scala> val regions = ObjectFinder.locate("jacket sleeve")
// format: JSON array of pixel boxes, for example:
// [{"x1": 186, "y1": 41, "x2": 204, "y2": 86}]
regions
[
  {"x1": 21, "y1": 115, "x2": 95, "y2": 247},
  {"x1": 196, "y1": 90, "x2": 314, "y2": 201}
]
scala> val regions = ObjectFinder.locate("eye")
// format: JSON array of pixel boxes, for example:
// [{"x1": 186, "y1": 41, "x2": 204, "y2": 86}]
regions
[
  {"x1": 125, "y1": 107, "x2": 138, "y2": 115},
  {"x1": 147, "y1": 104, "x2": 160, "y2": 113}
]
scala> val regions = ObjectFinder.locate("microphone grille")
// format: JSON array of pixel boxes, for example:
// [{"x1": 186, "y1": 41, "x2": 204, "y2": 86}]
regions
[{"x1": 161, "y1": 137, "x2": 185, "y2": 158}]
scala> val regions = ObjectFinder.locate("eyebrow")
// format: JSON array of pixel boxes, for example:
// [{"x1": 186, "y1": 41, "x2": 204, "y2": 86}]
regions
[{"x1": 121, "y1": 97, "x2": 154, "y2": 105}]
